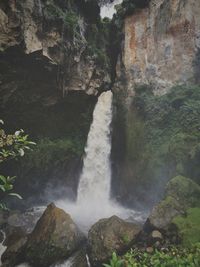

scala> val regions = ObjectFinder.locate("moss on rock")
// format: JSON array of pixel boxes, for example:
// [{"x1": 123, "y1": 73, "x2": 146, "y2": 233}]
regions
[
  {"x1": 148, "y1": 176, "x2": 200, "y2": 230},
  {"x1": 172, "y1": 208, "x2": 200, "y2": 247},
  {"x1": 166, "y1": 176, "x2": 200, "y2": 208}
]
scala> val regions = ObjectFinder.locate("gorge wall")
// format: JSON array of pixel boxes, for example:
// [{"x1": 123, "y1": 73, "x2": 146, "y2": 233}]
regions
[
  {"x1": 115, "y1": 0, "x2": 200, "y2": 99},
  {"x1": 111, "y1": 0, "x2": 200, "y2": 208}
]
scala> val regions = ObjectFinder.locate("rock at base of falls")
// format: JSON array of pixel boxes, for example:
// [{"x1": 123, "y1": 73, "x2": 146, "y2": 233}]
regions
[
  {"x1": 1, "y1": 203, "x2": 86, "y2": 267},
  {"x1": 88, "y1": 215, "x2": 142, "y2": 266}
]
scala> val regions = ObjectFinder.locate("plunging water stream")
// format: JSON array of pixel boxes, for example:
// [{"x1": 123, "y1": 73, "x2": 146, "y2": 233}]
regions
[
  {"x1": 77, "y1": 91, "x2": 113, "y2": 206},
  {"x1": 57, "y1": 91, "x2": 143, "y2": 232},
  {"x1": 100, "y1": 0, "x2": 123, "y2": 18}
]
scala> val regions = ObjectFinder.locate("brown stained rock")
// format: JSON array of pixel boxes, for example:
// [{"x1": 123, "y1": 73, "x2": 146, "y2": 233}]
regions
[
  {"x1": 115, "y1": 0, "x2": 200, "y2": 97},
  {"x1": 1, "y1": 203, "x2": 86, "y2": 267},
  {"x1": 24, "y1": 203, "x2": 86, "y2": 267}
]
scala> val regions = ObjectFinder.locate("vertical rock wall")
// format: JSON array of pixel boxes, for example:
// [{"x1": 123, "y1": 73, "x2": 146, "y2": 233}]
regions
[{"x1": 116, "y1": 0, "x2": 200, "y2": 97}]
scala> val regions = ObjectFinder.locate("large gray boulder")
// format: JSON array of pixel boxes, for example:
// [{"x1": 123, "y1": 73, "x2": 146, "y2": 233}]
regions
[{"x1": 88, "y1": 215, "x2": 141, "y2": 266}]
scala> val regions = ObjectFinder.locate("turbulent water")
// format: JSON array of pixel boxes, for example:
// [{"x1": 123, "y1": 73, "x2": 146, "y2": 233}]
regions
[
  {"x1": 100, "y1": 0, "x2": 123, "y2": 18},
  {"x1": 57, "y1": 91, "x2": 143, "y2": 232},
  {"x1": 77, "y1": 91, "x2": 113, "y2": 205},
  {"x1": 0, "y1": 231, "x2": 6, "y2": 265}
]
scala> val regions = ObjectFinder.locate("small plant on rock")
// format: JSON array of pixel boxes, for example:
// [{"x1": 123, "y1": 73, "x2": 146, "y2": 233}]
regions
[{"x1": 103, "y1": 252, "x2": 124, "y2": 267}]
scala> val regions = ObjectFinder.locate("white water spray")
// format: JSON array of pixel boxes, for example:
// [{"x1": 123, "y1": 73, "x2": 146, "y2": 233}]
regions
[
  {"x1": 77, "y1": 91, "x2": 113, "y2": 204},
  {"x1": 57, "y1": 91, "x2": 143, "y2": 232},
  {"x1": 101, "y1": 0, "x2": 123, "y2": 18}
]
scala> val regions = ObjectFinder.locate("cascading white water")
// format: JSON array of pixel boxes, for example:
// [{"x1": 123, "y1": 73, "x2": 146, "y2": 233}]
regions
[
  {"x1": 57, "y1": 91, "x2": 143, "y2": 232},
  {"x1": 100, "y1": 0, "x2": 123, "y2": 18},
  {"x1": 77, "y1": 91, "x2": 113, "y2": 204}
]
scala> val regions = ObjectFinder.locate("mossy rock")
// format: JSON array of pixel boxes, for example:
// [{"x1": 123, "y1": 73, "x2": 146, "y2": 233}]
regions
[
  {"x1": 147, "y1": 176, "x2": 200, "y2": 229},
  {"x1": 148, "y1": 196, "x2": 182, "y2": 229},
  {"x1": 166, "y1": 176, "x2": 200, "y2": 208},
  {"x1": 172, "y1": 208, "x2": 200, "y2": 247}
]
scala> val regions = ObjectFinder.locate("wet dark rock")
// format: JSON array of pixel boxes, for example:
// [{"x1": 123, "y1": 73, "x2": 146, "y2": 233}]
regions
[
  {"x1": 88, "y1": 215, "x2": 141, "y2": 266},
  {"x1": 24, "y1": 203, "x2": 86, "y2": 267},
  {"x1": 71, "y1": 247, "x2": 89, "y2": 267},
  {"x1": 1, "y1": 204, "x2": 86, "y2": 267},
  {"x1": 1, "y1": 235, "x2": 27, "y2": 267}
]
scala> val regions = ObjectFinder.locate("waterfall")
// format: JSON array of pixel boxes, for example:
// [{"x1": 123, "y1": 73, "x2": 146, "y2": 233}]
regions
[
  {"x1": 77, "y1": 91, "x2": 113, "y2": 204},
  {"x1": 100, "y1": 0, "x2": 123, "y2": 18},
  {"x1": 57, "y1": 91, "x2": 143, "y2": 232}
]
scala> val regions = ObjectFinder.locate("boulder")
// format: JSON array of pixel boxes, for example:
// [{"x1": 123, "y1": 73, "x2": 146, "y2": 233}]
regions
[
  {"x1": 1, "y1": 236, "x2": 27, "y2": 267},
  {"x1": 146, "y1": 176, "x2": 200, "y2": 230},
  {"x1": 1, "y1": 203, "x2": 86, "y2": 267},
  {"x1": 71, "y1": 248, "x2": 89, "y2": 267},
  {"x1": 24, "y1": 203, "x2": 86, "y2": 267},
  {"x1": 88, "y1": 215, "x2": 141, "y2": 266}
]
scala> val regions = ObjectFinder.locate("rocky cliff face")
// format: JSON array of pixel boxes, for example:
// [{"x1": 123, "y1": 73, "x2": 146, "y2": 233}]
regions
[
  {"x1": 111, "y1": 0, "x2": 200, "y2": 208},
  {"x1": 116, "y1": 0, "x2": 200, "y2": 98},
  {"x1": 0, "y1": 0, "x2": 110, "y2": 98},
  {"x1": 0, "y1": 0, "x2": 110, "y2": 205}
]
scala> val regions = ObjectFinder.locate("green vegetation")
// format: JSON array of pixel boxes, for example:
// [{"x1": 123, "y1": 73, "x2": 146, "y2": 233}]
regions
[
  {"x1": 86, "y1": 18, "x2": 111, "y2": 68},
  {"x1": 114, "y1": 0, "x2": 150, "y2": 18},
  {"x1": 21, "y1": 137, "x2": 84, "y2": 172},
  {"x1": 166, "y1": 175, "x2": 200, "y2": 208},
  {"x1": 173, "y1": 208, "x2": 200, "y2": 247},
  {"x1": 103, "y1": 252, "x2": 124, "y2": 267},
  {"x1": 44, "y1": 0, "x2": 81, "y2": 42},
  {"x1": 104, "y1": 244, "x2": 200, "y2": 267},
  {"x1": 0, "y1": 120, "x2": 35, "y2": 209},
  {"x1": 122, "y1": 85, "x2": 200, "y2": 197}
]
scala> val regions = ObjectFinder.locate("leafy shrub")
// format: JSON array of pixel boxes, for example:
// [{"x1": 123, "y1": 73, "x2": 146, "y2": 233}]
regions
[
  {"x1": 0, "y1": 120, "x2": 35, "y2": 209},
  {"x1": 21, "y1": 138, "x2": 84, "y2": 172},
  {"x1": 115, "y1": 85, "x2": 200, "y2": 205},
  {"x1": 104, "y1": 244, "x2": 200, "y2": 267},
  {"x1": 103, "y1": 252, "x2": 124, "y2": 267},
  {"x1": 44, "y1": 0, "x2": 80, "y2": 41},
  {"x1": 129, "y1": 85, "x2": 200, "y2": 187}
]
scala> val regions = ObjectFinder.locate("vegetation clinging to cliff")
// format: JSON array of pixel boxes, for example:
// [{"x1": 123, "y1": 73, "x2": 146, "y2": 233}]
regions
[
  {"x1": 112, "y1": 85, "x2": 200, "y2": 206},
  {"x1": 123, "y1": 85, "x2": 200, "y2": 200}
]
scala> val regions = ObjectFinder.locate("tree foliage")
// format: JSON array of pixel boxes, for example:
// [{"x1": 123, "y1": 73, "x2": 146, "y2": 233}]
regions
[{"x1": 0, "y1": 120, "x2": 35, "y2": 209}]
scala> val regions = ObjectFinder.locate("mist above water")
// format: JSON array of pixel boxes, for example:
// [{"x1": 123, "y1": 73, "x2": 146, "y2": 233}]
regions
[{"x1": 56, "y1": 91, "x2": 144, "y2": 232}]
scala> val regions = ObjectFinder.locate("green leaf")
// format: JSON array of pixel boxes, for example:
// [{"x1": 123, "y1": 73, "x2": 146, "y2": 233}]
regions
[{"x1": 9, "y1": 193, "x2": 23, "y2": 199}]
